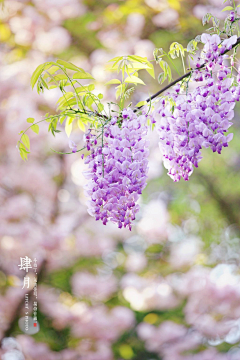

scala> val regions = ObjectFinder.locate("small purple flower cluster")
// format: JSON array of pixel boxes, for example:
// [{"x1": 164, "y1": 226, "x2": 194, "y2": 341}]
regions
[
  {"x1": 155, "y1": 34, "x2": 239, "y2": 182},
  {"x1": 200, "y1": 33, "x2": 237, "y2": 70},
  {"x1": 83, "y1": 109, "x2": 149, "y2": 230}
]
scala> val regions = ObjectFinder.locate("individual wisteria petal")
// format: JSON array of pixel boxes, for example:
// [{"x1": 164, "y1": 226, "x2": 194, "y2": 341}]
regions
[
  {"x1": 83, "y1": 109, "x2": 149, "y2": 230},
  {"x1": 154, "y1": 34, "x2": 240, "y2": 182},
  {"x1": 69, "y1": 139, "x2": 77, "y2": 153}
]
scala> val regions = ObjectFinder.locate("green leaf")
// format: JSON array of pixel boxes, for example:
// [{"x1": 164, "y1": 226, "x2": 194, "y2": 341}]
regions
[
  {"x1": 59, "y1": 116, "x2": 66, "y2": 125},
  {"x1": 127, "y1": 62, "x2": 151, "y2": 71},
  {"x1": 19, "y1": 131, "x2": 23, "y2": 134},
  {"x1": 146, "y1": 62, "x2": 155, "y2": 79},
  {"x1": 116, "y1": 84, "x2": 125, "y2": 99},
  {"x1": 57, "y1": 92, "x2": 74, "y2": 104},
  {"x1": 31, "y1": 124, "x2": 39, "y2": 134},
  {"x1": 97, "y1": 103, "x2": 104, "y2": 112},
  {"x1": 169, "y1": 42, "x2": 185, "y2": 59},
  {"x1": 53, "y1": 74, "x2": 68, "y2": 81},
  {"x1": 158, "y1": 72, "x2": 166, "y2": 84},
  {"x1": 98, "y1": 93, "x2": 103, "y2": 99},
  {"x1": 19, "y1": 150, "x2": 27, "y2": 161},
  {"x1": 42, "y1": 66, "x2": 59, "y2": 80},
  {"x1": 222, "y1": 6, "x2": 234, "y2": 11},
  {"x1": 19, "y1": 144, "x2": 29, "y2": 161},
  {"x1": 58, "y1": 98, "x2": 77, "y2": 110},
  {"x1": 159, "y1": 60, "x2": 169, "y2": 76},
  {"x1": 78, "y1": 119, "x2": 86, "y2": 132},
  {"x1": 56, "y1": 60, "x2": 84, "y2": 72},
  {"x1": 136, "y1": 100, "x2": 147, "y2": 107},
  {"x1": 237, "y1": 4, "x2": 240, "y2": 7},
  {"x1": 125, "y1": 75, "x2": 145, "y2": 85},
  {"x1": 21, "y1": 134, "x2": 30, "y2": 150},
  {"x1": 85, "y1": 96, "x2": 94, "y2": 110},
  {"x1": 40, "y1": 77, "x2": 49, "y2": 89},
  {"x1": 65, "y1": 117, "x2": 73, "y2": 137},
  {"x1": 75, "y1": 84, "x2": 95, "y2": 94},
  {"x1": 108, "y1": 56, "x2": 123, "y2": 62},
  {"x1": 105, "y1": 79, "x2": 121, "y2": 85},
  {"x1": 88, "y1": 84, "x2": 95, "y2": 91},
  {"x1": 31, "y1": 63, "x2": 47, "y2": 89},
  {"x1": 27, "y1": 117, "x2": 34, "y2": 123},
  {"x1": 128, "y1": 55, "x2": 147, "y2": 63},
  {"x1": 73, "y1": 72, "x2": 94, "y2": 80}
]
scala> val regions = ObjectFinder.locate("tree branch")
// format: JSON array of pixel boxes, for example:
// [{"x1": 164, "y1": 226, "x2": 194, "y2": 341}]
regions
[{"x1": 134, "y1": 36, "x2": 240, "y2": 111}]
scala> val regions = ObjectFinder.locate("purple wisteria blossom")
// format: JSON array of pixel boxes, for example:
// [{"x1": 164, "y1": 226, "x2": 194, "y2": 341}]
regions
[
  {"x1": 83, "y1": 109, "x2": 149, "y2": 230},
  {"x1": 154, "y1": 34, "x2": 239, "y2": 182},
  {"x1": 229, "y1": 11, "x2": 235, "y2": 22},
  {"x1": 69, "y1": 139, "x2": 77, "y2": 153}
]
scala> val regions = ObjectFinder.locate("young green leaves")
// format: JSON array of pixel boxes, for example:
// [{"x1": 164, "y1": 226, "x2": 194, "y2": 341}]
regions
[{"x1": 105, "y1": 55, "x2": 154, "y2": 108}]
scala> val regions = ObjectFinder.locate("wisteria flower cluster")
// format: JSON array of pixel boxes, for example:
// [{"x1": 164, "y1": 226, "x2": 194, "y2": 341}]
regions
[
  {"x1": 83, "y1": 109, "x2": 149, "y2": 230},
  {"x1": 155, "y1": 34, "x2": 239, "y2": 182}
]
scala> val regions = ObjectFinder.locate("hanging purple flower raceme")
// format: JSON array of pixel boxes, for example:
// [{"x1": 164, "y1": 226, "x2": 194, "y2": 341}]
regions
[
  {"x1": 154, "y1": 34, "x2": 239, "y2": 182},
  {"x1": 155, "y1": 87, "x2": 203, "y2": 182},
  {"x1": 83, "y1": 109, "x2": 149, "y2": 230}
]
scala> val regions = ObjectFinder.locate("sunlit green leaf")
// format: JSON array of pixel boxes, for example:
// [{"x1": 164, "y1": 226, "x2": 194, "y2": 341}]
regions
[
  {"x1": 108, "y1": 56, "x2": 123, "y2": 62},
  {"x1": 88, "y1": 84, "x2": 95, "y2": 91},
  {"x1": 75, "y1": 84, "x2": 95, "y2": 94},
  {"x1": 31, "y1": 63, "x2": 48, "y2": 89},
  {"x1": 105, "y1": 79, "x2": 121, "y2": 85},
  {"x1": 78, "y1": 119, "x2": 85, "y2": 132},
  {"x1": 169, "y1": 42, "x2": 185, "y2": 59},
  {"x1": 136, "y1": 100, "x2": 147, "y2": 107},
  {"x1": 167, "y1": 65, "x2": 172, "y2": 82},
  {"x1": 19, "y1": 150, "x2": 27, "y2": 161},
  {"x1": 73, "y1": 72, "x2": 94, "y2": 80},
  {"x1": 146, "y1": 62, "x2": 155, "y2": 79},
  {"x1": 59, "y1": 116, "x2": 66, "y2": 125},
  {"x1": 222, "y1": 6, "x2": 234, "y2": 11},
  {"x1": 57, "y1": 92, "x2": 74, "y2": 104},
  {"x1": 125, "y1": 75, "x2": 145, "y2": 85},
  {"x1": 53, "y1": 74, "x2": 68, "y2": 81},
  {"x1": 27, "y1": 117, "x2": 34, "y2": 123},
  {"x1": 21, "y1": 134, "x2": 30, "y2": 150},
  {"x1": 58, "y1": 98, "x2": 77, "y2": 109},
  {"x1": 19, "y1": 143, "x2": 29, "y2": 161},
  {"x1": 116, "y1": 84, "x2": 125, "y2": 99},
  {"x1": 128, "y1": 55, "x2": 148, "y2": 63},
  {"x1": 56, "y1": 60, "x2": 84, "y2": 72},
  {"x1": 31, "y1": 124, "x2": 39, "y2": 134},
  {"x1": 158, "y1": 72, "x2": 166, "y2": 84},
  {"x1": 40, "y1": 77, "x2": 49, "y2": 89},
  {"x1": 65, "y1": 117, "x2": 73, "y2": 137},
  {"x1": 42, "y1": 66, "x2": 59, "y2": 80},
  {"x1": 97, "y1": 103, "x2": 104, "y2": 112}
]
